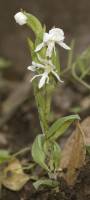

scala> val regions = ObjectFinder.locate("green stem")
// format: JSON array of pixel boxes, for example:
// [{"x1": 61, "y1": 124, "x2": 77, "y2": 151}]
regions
[
  {"x1": 44, "y1": 85, "x2": 50, "y2": 136},
  {"x1": 12, "y1": 146, "x2": 31, "y2": 158},
  {"x1": 80, "y1": 67, "x2": 90, "y2": 79},
  {"x1": 33, "y1": 82, "x2": 51, "y2": 135},
  {"x1": 72, "y1": 63, "x2": 90, "y2": 90}
]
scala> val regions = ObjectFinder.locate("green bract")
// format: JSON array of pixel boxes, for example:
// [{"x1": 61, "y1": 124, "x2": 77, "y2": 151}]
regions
[{"x1": 25, "y1": 12, "x2": 43, "y2": 37}]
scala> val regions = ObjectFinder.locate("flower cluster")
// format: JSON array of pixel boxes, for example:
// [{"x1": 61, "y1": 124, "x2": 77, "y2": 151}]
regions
[{"x1": 14, "y1": 12, "x2": 70, "y2": 89}]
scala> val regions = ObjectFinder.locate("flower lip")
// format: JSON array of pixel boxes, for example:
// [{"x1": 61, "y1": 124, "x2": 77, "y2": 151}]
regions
[{"x1": 14, "y1": 12, "x2": 27, "y2": 25}]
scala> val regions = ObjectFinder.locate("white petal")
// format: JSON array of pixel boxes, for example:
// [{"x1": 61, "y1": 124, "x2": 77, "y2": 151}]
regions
[
  {"x1": 49, "y1": 28, "x2": 64, "y2": 36},
  {"x1": 27, "y1": 66, "x2": 35, "y2": 71},
  {"x1": 43, "y1": 33, "x2": 50, "y2": 42},
  {"x1": 59, "y1": 42, "x2": 71, "y2": 50},
  {"x1": 30, "y1": 74, "x2": 42, "y2": 82},
  {"x1": 49, "y1": 28, "x2": 64, "y2": 42},
  {"x1": 35, "y1": 43, "x2": 44, "y2": 52},
  {"x1": 14, "y1": 12, "x2": 27, "y2": 25},
  {"x1": 52, "y1": 70, "x2": 64, "y2": 83},
  {"x1": 46, "y1": 42, "x2": 55, "y2": 57},
  {"x1": 32, "y1": 61, "x2": 44, "y2": 69},
  {"x1": 39, "y1": 72, "x2": 48, "y2": 89}
]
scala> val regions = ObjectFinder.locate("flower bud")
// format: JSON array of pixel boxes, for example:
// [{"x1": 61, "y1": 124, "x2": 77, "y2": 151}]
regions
[{"x1": 14, "y1": 12, "x2": 27, "y2": 25}]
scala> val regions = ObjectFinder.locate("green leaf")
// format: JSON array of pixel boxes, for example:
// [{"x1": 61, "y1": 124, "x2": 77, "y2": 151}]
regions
[
  {"x1": 25, "y1": 12, "x2": 43, "y2": 37},
  {"x1": 31, "y1": 134, "x2": 49, "y2": 171},
  {"x1": 33, "y1": 178, "x2": 58, "y2": 190},
  {"x1": 48, "y1": 115, "x2": 80, "y2": 141},
  {"x1": 0, "y1": 150, "x2": 10, "y2": 164},
  {"x1": 49, "y1": 142, "x2": 61, "y2": 171}
]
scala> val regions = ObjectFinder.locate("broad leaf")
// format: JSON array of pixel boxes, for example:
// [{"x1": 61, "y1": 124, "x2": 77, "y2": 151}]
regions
[
  {"x1": 32, "y1": 134, "x2": 49, "y2": 171},
  {"x1": 49, "y1": 142, "x2": 61, "y2": 171},
  {"x1": 33, "y1": 178, "x2": 58, "y2": 190},
  {"x1": 48, "y1": 115, "x2": 80, "y2": 141}
]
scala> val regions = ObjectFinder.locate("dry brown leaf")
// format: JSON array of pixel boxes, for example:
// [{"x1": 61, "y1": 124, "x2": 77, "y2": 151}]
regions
[
  {"x1": 2, "y1": 158, "x2": 30, "y2": 191},
  {"x1": 59, "y1": 121, "x2": 86, "y2": 186},
  {"x1": 80, "y1": 117, "x2": 90, "y2": 147}
]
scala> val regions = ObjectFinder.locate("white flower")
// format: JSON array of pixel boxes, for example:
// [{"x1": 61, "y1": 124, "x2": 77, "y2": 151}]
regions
[
  {"x1": 14, "y1": 12, "x2": 27, "y2": 25},
  {"x1": 27, "y1": 55, "x2": 63, "y2": 89},
  {"x1": 35, "y1": 28, "x2": 71, "y2": 57}
]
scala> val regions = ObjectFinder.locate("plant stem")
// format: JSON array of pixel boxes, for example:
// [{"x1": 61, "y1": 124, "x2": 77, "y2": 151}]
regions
[
  {"x1": 72, "y1": 63, "x2": 90, "y2": 90},
  {"x1": 33, "y1": 82, "x2": 51, "y2": 136}
]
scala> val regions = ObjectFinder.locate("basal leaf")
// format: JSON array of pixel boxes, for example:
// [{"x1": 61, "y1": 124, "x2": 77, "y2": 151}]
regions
[
  {"x1": 33, "y1": 178, "x2": 58, "y2": 190},
  {"x1": 49, "y1": 142, "x2": 61, "y2": 171},
  {"x1": 31, "y1": 134, "x2": 49, "y2": 171},
  {"x1": 48, "y1": 115, "x2": 80, "y2": 141}
]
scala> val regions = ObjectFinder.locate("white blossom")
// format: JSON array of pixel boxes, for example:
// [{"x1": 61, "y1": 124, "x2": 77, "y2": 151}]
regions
[
  {"x1": 27, "y1": 55, "x2": 63, "y2": 89},
  {"x1": 14, "y1": 12, "x2": 27, "y2": 25},
  {"x1": 35, "y1": 28, "x2": 70, "y2": 57}
]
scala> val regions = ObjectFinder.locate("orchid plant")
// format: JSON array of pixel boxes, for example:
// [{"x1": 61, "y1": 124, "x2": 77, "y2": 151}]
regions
[{"x1": 14, "y1": 11, "x2": 80, "y2": 189}]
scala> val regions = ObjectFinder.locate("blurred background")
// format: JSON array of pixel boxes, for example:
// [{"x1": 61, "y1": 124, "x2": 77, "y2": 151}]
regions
[{"x1": 0, "y1": 0, "x2": 90, "y2": 78}]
